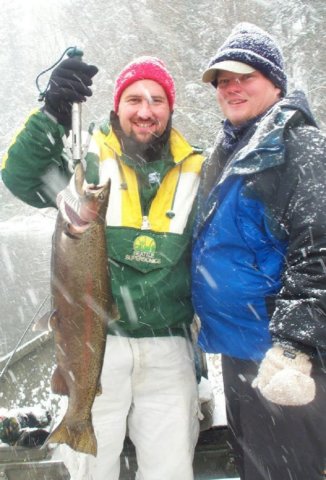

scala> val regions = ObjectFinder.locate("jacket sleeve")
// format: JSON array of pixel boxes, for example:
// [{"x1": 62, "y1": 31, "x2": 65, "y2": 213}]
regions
[
  {"x1": 269, "y1": 125, "x2": 326, "y2": 353},
  {"x1": 1, "y1": 109, "x2": 71, "y2": 208}
]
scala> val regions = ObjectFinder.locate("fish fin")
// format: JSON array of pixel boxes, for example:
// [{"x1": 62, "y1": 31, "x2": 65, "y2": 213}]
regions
[
  {"x1": 33, "y1": 311, "x2": 53, "y2": 332},
  {"x1": 109, "y1": 303, "x2": 120, "y2": 321},
  {"x1": 49, "y1": 310, "x2": 59, "y2": 330},
  {"x1": 51, "y1": 367, "x2": 69, "y2": 395},
  {"x1": 47, "y1": 418, "x2": 97, "y2": 456},
  {"x1": 96, "y1": 382, "x2": 102, "y2": 396}
]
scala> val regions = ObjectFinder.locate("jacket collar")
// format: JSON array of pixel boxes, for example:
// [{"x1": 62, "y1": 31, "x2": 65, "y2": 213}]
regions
[
  {"x1": 102, "y1": 125, "x2": 196, "y2": 165},
  {"x1": 217, "y1": 104, "x2": 301, "y2": 185}
]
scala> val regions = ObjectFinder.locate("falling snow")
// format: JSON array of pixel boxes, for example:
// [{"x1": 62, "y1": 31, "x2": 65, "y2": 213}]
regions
[{"x1": 0, "y1": 1, "x2": 325, "y2": 477}]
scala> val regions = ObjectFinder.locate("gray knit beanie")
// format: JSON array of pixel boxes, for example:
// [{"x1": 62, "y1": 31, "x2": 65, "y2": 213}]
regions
[{"x1": 203, "y1": 23, "x2": 287, "y2": 96}]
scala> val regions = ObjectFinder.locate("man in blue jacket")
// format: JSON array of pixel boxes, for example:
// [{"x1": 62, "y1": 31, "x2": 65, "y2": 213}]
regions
[{"x1": 192, "y1": 23, "x2": 326, "y2": 480}]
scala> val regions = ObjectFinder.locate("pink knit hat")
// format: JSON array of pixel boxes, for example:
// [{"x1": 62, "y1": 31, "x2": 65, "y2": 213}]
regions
[{"x1": 113, "y1": 56, "x2": 176, "y2": 112}]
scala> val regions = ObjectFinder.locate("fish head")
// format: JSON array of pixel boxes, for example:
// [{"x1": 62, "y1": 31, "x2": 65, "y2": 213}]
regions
[{"x1": 82, "y1": 180, "x2": 111, "y2": 224}]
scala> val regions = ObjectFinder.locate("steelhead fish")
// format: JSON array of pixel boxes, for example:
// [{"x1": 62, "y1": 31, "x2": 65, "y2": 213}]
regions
[{"x1": 47, "y1": 162, "x2": 115, "y2": 456}]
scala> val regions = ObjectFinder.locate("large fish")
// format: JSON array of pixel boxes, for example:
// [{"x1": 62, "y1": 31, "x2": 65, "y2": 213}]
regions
[{"x1": 47, "y1": 162, "x2": 115, "y2": 456}]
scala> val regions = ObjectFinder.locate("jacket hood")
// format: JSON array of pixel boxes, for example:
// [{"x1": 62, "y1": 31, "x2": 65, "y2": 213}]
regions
[{"x1": 280, "y1": 90, "x2": 318, "y2": 128}]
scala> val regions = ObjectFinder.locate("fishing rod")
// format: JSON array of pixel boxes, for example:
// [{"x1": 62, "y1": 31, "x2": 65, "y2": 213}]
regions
[
  {"x1": 68, "y1": 49, "x2": 96, "y2": 168},
  {"x1": 0, "y1": 295, "x2": 50, "y2": 382},
  {"x1": 67, "y1": 48, "x2": 84, "y2": 166},
  {"x1": 0, "y1": 48, "x2": 88, "y2": 382}
]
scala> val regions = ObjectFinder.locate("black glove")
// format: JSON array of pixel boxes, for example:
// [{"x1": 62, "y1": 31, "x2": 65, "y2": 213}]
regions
[{"x1": 44, "y1": 58, "x2": 98, "y2": 128}]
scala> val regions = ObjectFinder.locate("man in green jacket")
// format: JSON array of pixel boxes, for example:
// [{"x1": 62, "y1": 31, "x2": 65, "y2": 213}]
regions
[{"x1": 2, "y1": 55, "x2": 204, "y2": 480}]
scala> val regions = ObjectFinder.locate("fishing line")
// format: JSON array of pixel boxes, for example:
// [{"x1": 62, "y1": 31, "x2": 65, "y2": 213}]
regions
[
  {"x1": 35, "y1": 46, "x2": 82, "y2": 101},
  {"x1": 0, "y1": 294, "x2": 50, "y2": 382}
]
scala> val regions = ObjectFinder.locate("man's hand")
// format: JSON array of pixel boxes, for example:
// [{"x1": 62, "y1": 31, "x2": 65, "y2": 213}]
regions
[
  {"x1": 44, "y1": 58, "x2": 98, "y2": 128},
  {"x1": 252, "y1": 345, "x2": 315, "y2": 406}
]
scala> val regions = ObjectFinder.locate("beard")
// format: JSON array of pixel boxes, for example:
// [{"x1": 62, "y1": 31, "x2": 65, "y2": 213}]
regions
[{"x1": 110, "y1": 111, "x2": 172, "y2": 163}]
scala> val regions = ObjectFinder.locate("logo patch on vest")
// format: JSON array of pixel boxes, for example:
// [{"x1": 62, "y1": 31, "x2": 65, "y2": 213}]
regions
[{"x1": 125, "y1": 235, "x2": 161, "y2": 264}]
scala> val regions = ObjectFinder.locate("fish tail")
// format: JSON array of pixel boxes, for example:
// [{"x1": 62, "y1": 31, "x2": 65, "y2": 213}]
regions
[{"x1": 47, "y1": 417, "x2": 97, "y2": 456}]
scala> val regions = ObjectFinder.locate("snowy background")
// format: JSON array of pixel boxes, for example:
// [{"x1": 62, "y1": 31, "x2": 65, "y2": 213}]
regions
[{"x1": 0, "y1": 1, "x2": 325, "y2": 420}]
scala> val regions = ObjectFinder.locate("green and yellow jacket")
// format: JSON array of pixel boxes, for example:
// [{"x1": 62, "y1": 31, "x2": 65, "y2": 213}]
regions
[{"x1": 2, "y1": 110, "x2": 204, "y2": 338}]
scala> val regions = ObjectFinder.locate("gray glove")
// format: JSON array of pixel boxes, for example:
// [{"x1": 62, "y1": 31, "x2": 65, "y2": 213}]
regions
[{"x1": 252, "y1": 344, "x2": 315, "y2": 406}]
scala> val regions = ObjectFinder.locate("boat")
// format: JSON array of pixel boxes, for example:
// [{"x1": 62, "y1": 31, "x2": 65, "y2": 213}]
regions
[
  {"x1": 0, "y1": 333, "x2": 239, "y2": 479},
  {"x1": 0, "y1": 444, "x2": 70, "y2": 480}
]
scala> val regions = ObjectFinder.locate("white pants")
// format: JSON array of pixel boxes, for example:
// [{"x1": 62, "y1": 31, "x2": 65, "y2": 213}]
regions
[{"x1": 58, "y1": 335, "x2": 200, "y2": 480}]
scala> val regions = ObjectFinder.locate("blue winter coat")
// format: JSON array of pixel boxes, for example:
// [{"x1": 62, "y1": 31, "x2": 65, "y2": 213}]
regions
[{"x1": 192, "y1": 91, "x2": 326, "y2": 360}]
